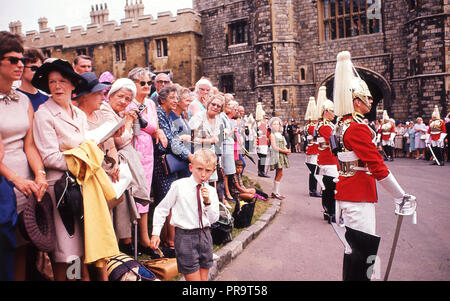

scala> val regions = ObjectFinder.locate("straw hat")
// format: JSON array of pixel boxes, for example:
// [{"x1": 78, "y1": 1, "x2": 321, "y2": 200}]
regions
[{"x1": 17, "y1": 193, "x2": 56, "y2": 252}]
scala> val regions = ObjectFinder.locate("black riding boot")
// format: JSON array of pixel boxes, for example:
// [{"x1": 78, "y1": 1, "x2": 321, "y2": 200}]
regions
[{"x1": 342, "y1": 226, "x2": 381, "y2": 281}]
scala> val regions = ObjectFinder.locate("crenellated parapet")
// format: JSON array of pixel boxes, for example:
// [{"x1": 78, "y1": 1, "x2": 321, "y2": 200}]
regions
[{"x1": 23, "y1": 8, "x2": 201, "y2": 50}]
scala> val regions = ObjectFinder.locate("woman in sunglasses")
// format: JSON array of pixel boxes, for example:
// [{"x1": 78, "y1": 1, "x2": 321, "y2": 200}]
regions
[
  {"x1": 17, "y1": 48, "x2": 49, "y2": 111},
  {"x1": 126, "y1": 67, "x2": 167, "y2": 256},
  {"x1": 0, "y1": 31, "x2": 48, "y2": 280}
]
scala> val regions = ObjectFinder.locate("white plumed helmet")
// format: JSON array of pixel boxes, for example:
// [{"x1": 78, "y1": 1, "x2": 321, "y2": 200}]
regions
[
  {"x1": 304, "y1": 96, "x2": 317, "y2": 121},
  {"x1": 333, "y1": 51, "x2": 372, "y2": 117}
]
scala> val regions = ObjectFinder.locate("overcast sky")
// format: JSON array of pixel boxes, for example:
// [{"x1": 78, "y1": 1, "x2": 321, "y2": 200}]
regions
[{"x1": 0, "y1": 0, "x2": 193, "y2": 33}]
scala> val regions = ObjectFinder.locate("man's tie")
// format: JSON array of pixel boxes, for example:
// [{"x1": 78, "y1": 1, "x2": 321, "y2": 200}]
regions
[{"x1": 196, "y1": 184, "x2": 204, "y2": 230}]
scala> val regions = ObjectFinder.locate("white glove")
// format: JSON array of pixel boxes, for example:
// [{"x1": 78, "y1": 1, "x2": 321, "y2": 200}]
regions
[
  {"x1": 390, "y1": 133, "x2": 396, "y2": 142},
  {"x1": 379, "y1": 173, "x2": 417, "y2": 220}
]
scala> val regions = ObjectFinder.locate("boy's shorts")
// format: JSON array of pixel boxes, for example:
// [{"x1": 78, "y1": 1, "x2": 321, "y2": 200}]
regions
[{"x1": 174, "y1": 227, "x2": 213, "y2": 275}]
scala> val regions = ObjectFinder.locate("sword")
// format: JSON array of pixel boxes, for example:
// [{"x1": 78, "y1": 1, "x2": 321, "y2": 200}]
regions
[
  {"x1": 427, "y1": 144, "x2": 440, "y2": 166},
  {"x1": 384, "y1": 195, "x2": 412, "y2": 281},
  {"x1": 383, "y1": 214, "x2": 403, "y2": 281}
]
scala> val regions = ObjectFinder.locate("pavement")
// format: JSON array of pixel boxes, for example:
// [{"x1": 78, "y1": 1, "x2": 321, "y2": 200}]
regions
[
  {"x1": 207, "y1": 171, "x2": 280, "y2": 281},
  {"x1": 176, "y1": 152, "x2": 450, "y2": 281}
]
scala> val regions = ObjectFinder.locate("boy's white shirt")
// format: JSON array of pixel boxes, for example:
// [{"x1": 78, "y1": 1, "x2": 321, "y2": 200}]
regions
[{"x1": 152, "y1": 175, "x2": 220, "y2": 236}]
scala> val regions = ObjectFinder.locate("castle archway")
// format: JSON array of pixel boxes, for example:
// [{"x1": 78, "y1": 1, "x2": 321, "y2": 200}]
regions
[{"x1": 318, "y1": 67, "x2": 392, "y2": 121}]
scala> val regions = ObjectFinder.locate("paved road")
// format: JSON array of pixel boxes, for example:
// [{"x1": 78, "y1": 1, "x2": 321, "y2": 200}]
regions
[{"x1": 215, "y1": 153, "x2": 450, "y2": 281}]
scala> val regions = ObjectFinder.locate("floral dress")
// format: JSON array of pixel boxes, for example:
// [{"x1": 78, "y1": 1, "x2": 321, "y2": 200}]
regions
[
  {"x1": 269, "y1": 132, "x2": 290, "y2": 170},
  {"x1": 153, "y1": 107, "x2": 191, "y2": 205}
]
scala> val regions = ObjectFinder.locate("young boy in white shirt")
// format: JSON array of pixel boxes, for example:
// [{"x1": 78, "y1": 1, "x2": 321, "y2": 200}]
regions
[{"x1": 150, "y1": 148, "x2": 220, "y2": 281}]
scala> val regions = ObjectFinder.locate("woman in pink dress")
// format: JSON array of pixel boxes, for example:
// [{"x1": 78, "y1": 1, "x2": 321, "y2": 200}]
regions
[{"x1": 127, "y1": 68, "x2": 167, "y2": 255}]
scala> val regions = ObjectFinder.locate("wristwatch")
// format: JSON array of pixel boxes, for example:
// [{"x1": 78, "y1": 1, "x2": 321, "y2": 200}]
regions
[{"x1": 37, "y1": 169, "x2": 46, "y2": 175}]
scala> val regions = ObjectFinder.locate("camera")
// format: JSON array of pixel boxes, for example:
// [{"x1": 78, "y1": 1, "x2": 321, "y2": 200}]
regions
[{"x1": 136, "y1": 104, "x2": 148, "y2": 129}]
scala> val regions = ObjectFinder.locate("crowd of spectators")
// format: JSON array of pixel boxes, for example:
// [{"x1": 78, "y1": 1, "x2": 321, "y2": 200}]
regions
[{"x1": 0, "y1": 31, "x2": 265, "y2": 281}]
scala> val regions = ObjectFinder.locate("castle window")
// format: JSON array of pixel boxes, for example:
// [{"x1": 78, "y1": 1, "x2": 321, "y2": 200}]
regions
[
  {"x1": 300, "y1": 66, "x2": 307, "y2": 82},
  {"x1": 319, "y1": 0, "x2": 382, "y2": 41},
  {"x1": 115, "y1": 43, "x2": 126, "y2": 61},
  {"x1": 220, "y1": 74, "x2": 234, "y2": 93},
  {"x1": 263, "y1": 62, "x2": 270, "y2": 76},
  {"x1": 282, "y1": 90, "x2": 288, "y2": 102},
  {"x1": 42, "y1": 49, "x2": 51, "y2": 59},
  {"x1": 156, "y1": 39, "x2": 168, "y2": 57},
  {"x1": 226, "y1": 19, "x2": 249, "y2": 47},
  {"x1": 76, "y1": 48, "x2": 87, "y2": 56}
]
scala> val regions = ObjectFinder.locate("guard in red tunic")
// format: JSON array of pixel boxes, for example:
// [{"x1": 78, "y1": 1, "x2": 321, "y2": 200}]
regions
[
  {"x1": 377, "y1": 110, "x2": 395, "y2": 161},
  {"x1": 316, "y1": 86, "x2": 339, "y2": 223},
  {"x1": 332, "y1": 51, "x2": 416, "y2": 281},
  {"x1": 304, "y1": 97, "x2": 322, "y2": 197},
  {"x1": 426, "y1": 105, "x2": 447, "y2": 166}
]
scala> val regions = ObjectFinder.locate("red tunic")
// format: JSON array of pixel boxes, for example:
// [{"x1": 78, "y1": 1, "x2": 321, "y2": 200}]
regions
[
  {"x1": 335, "y1": 118, "x2": 390, "y2": 203},
  {"x1": 378, "y1": 123, "x2": 394, "y2": 141},
  {"x1": 427, "y1": 119, "x2": 446, "y2": 141},
  {"x1": 317, "y1": 121, "x2": 338, "y2": 166},
  {"x1": 305, "y1": 122, "x2": 319, "y2": 155}
]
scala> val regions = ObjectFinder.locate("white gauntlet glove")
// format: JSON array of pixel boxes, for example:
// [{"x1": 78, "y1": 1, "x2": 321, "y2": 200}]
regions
[{"x1": 378, "y1": 173, "x2": 417, "y2": 222}]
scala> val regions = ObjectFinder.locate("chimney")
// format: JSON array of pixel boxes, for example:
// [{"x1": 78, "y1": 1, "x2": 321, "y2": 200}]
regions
[
  {"x1": 90, "y1": 2, "x2": 109, "y2": 25},
  {"x1": 9, "y1": 21, "x2": 22, "y2": 35},
  {"x1": 125, "y1": 0, "x2": 144, "y2": 20},
  {"x1": 38, "y1": 17, "x2": 48, "y2": 31}
]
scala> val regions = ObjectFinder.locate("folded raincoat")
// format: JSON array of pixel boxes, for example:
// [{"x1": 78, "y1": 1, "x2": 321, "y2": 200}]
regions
[{"x1": 63, "y1": 140, "x2": 120, "y2": 266}]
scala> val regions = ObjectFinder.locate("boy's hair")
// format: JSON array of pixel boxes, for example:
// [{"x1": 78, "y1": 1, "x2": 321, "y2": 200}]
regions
[
  {"x1": 23, "y1": 47, "x2": 45, "y2": 65},
  {"x1": 235, "y1": 160, "x2": 244, "y2": 167},
  {"x1": 191, "y1": 148, "x2": 217, "y2": 167},
  {"x1": 0, "y1": 31, "x2": 24, "y2": 58}
]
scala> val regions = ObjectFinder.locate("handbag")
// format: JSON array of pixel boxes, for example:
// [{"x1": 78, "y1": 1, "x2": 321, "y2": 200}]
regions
[
  {"x1": 54, "y1": 171, "x2": 83, "y2": 236},
  {"x1": 106, "y1": 253, "x2": 156, "y2": 281},
  {"x1": 211, "y1": 202, "x2": 234, "y2": 245},
  {"x1": 161, "y1": 153, "x2": 189, "y2": 175},
  {"x1": 141, "y1": 250, "x2": 179, "y2": 281},
  {"x1": 233, "y1": 199, "x2": 256, "y2": 229}
]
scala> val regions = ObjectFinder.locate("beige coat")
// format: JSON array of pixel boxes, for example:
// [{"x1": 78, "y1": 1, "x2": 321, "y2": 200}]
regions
[{"x1": 33, "y1": 98, "x2": 88, "y2": 182}]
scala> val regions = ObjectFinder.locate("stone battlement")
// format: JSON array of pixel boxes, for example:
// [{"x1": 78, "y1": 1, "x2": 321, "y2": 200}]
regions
[{"x1": 23, "y1": 8, "x2": 201, "y2": 49}]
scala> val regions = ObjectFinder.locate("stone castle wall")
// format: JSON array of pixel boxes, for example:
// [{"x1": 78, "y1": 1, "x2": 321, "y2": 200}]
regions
[
  {"x1": 194, "y1": 0, "x2": 449, "y2": 123},
  {"x1": 21, "y1": 8, "x2": 203, "y2": 87}
]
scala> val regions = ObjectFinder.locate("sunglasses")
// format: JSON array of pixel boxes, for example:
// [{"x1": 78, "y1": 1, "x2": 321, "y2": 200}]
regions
[
  {"x1": 156, "y1": 80, "x2": 170, "y2": 84},
  {"x1": 1, "y1": 56, "x2": 26, "y2": 65},
  {"x1": 210, "y1": 103, "x2": 222, "y2": 108},
  {"x1": 139, "y1": 81, "x2": 152, "y2": 87},
  {"x1": 24, "y1": 65, "x2": 39, "y2": 72}
]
